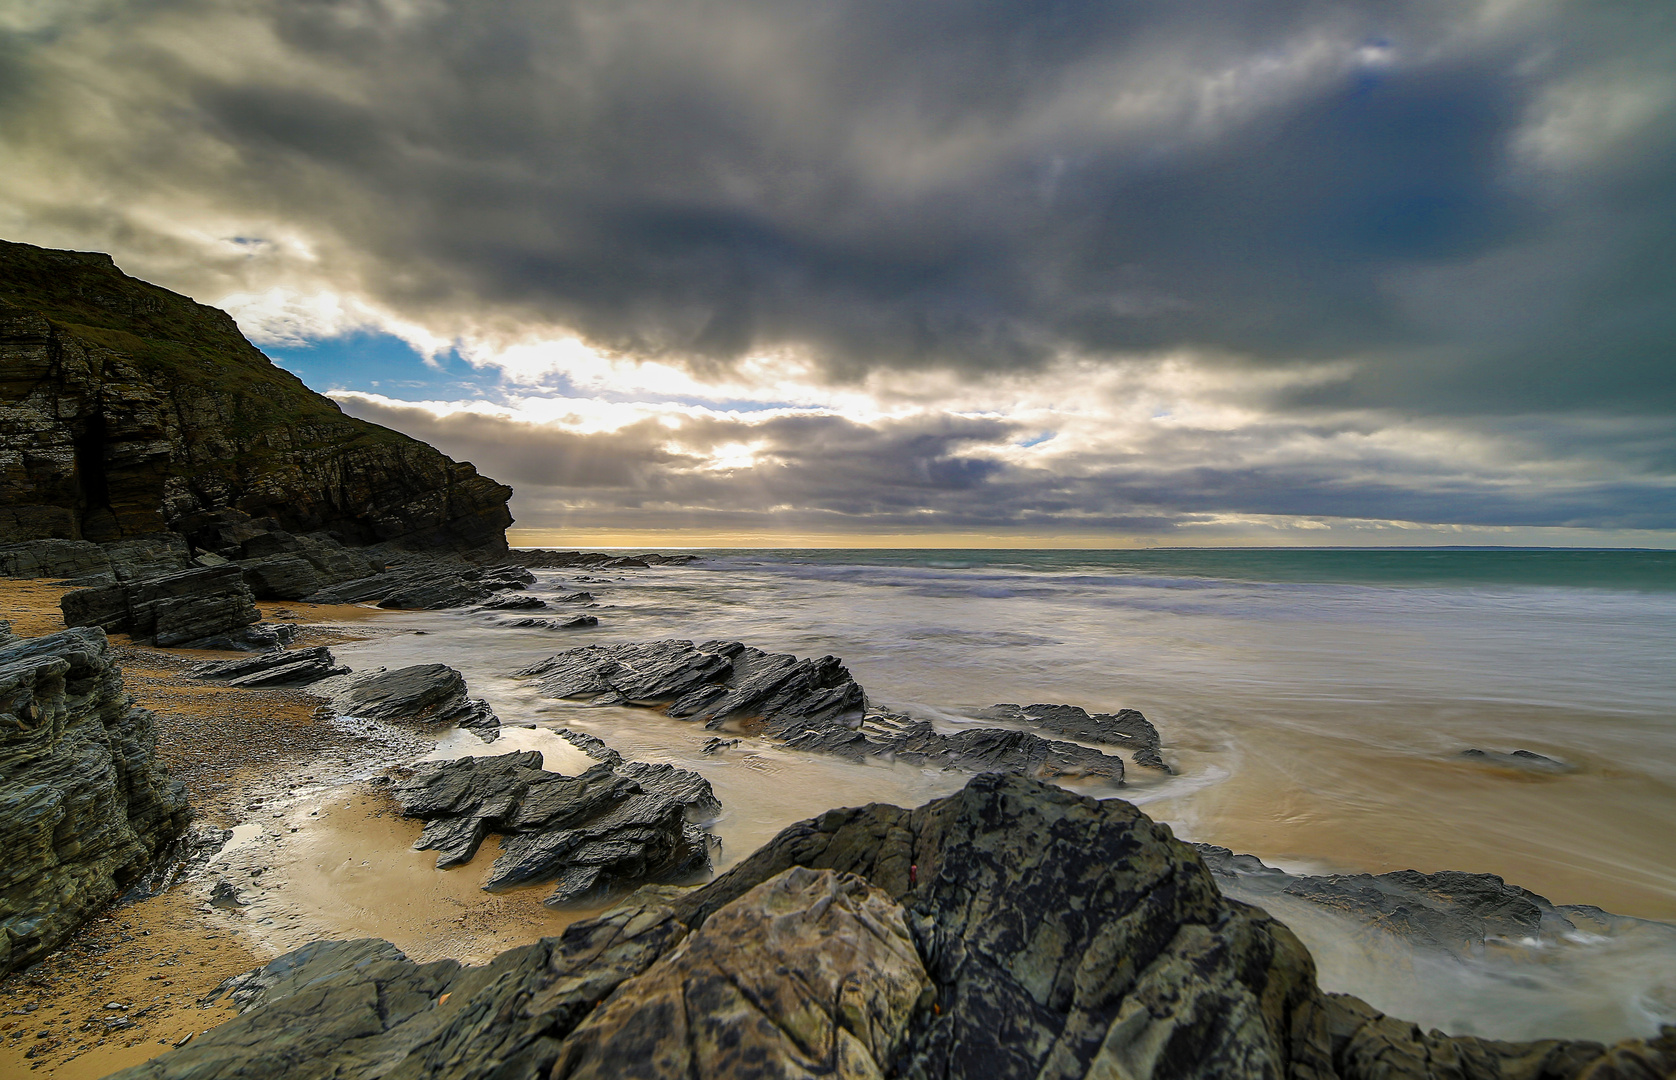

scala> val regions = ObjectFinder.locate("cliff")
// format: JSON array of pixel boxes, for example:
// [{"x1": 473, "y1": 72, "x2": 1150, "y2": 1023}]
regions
[
  {"x1": 0, "y1": 625, "x2": 191, "y2": 974},
  {"x1": 0, "y1": 239, "x2": 512, "y2": 555}
]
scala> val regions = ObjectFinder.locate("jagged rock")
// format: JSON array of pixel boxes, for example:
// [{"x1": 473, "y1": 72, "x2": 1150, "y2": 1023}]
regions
[
  {"x1": 61, "y1": 564, "x2": 263, "y2": 647},
  {"x1": 518, "y1": 640, "x2": 1124, "y2": 781},
  {"x1": 1458, "y1": 748, "x2": 1574, "y2": 773},
  {"x1": 0, "y1": 240, "x2": 513, "y2": 553},
  {"x1": 480, "y1": 593, "x2": 547, "y2": 610},
  {"x1": 0, "y1": 627, "x2": 190, "y2": 974},
  {"x1": 240, "y1": 555, "x2": 326, "y2": 601},
  {"x1": 389, "y1": 750, "x2": 717, "y2": 905},
  {"x1": 551, "y1": 867, "x2": 930, "y2": 1078},
  {"x1": 300, "y1": 558, "x2": 531, "y2": 609},
  {"x1": 1195, "y1": 844, "x2": 1616, "y2": 956},
  {"x1": 188, "y1": 646, "x2": 348, "y2": 688},
  {"x1": 184, "y1": 621, "x2": 299, "y2": 652},
  {"x1": 980, "y1": 702, "x2": 1170, "y2": 772},
  {"x1": 507, "y1": 615, "x2": 599, "y2": 630},
  {"x1": 553, "y1": 728, "x2": 624, "y2": 766},
  {"x1": 376, "y1": 572, "x2": 496, "y2": 610},
  {"x1": 518, "y1": 640, "x2": 865, "y2": 729},
  {"x1": 311, "y1": 665, "x2": 499, "y2": 736},
  {"x1": 700, "y1": 737, "x2": 739, "y2": 754},
  {"x1": 105, "y1": 775, "x2": 1676, "y2": 1080},
  {"x1": 554, "y1": 591, "x2": 597, "y2": 604},
  {"x1": 0, "y1": 538, "x2": 111, "y2": 579},
  {"x1": 209, "y1": 880, "x2": 247, "y2": 909},
  {"x1": 860, "y1": 714, "x2": 1123, "y2": 779}
]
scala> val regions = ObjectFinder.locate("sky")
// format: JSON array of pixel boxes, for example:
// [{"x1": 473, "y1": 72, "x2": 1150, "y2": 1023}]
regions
[{"x1": 3, "y1": 0, "x2": 1674, "y2": 547}]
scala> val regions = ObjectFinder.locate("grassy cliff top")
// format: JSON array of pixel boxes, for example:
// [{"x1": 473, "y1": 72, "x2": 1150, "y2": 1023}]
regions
[{"x1": 0, "y1": 238, "x2": 412, "y2": 449}]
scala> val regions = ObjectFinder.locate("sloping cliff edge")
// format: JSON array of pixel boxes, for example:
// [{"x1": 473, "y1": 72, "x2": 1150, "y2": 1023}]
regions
[
  {"x1": 0, "y1": 239, "x2": 512, "y2": 555},
  {"x1": 111, "y1": 774, "x2": 1674, "y2": 1080}
]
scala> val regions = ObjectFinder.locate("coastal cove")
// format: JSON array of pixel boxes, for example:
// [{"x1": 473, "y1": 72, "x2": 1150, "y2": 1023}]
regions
[{"x1": 2, "y1": 545, "x2": 1674, "y2": 1078}]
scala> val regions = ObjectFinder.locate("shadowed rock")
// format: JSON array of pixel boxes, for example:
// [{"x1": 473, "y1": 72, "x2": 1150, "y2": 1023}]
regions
[
  {"x1": 102, "y1": 775, "x2": 1676, "y2": 1080},
  {"x1": 389, "y1": 749, "x2": 718, "y2": 905},
  {"x1": 0, "y1": 628, "x2": 190, "y2": 974},
  {"x1": 62, "y1": 564, "x2": 264, "y2": 647}
]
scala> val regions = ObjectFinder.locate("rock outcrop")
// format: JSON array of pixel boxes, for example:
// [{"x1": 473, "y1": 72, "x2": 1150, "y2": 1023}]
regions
[
  {"x1": 518, "y1": 639, "x2": 1129, "y2": 781},
  {"x1": 979, "y1": 702, "x2": 1171, "y2": 772},
  {"x1": 0, "y1": 627, "x2": 190, "y2": 974},
  {"x1": 0, "y1": 239, "x2": 512, "y2": 554},
  {"x1": 58, "y1": 564, "x2": 276, "y2": 648},
  {"x1": 508, "y1": 549, "x2": 699, "y2": 569},
  {"x1": 310, "y1": 664, "x2": 500, "y2": 736},
  {"x1": 389, "y1": 749, "x2": 718, "y2": 905},
  {"x1": 189, "y1": 645, "x2": 349, "y2": 688},
  {"x1": 105, "y1": 775, "x2": 1676, "y2": 1080}
]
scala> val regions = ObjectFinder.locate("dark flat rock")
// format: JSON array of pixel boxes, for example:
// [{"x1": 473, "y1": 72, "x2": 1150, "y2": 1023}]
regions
[{"x1": 1459, "y1": 747, "x2": 1575, "y2": 773}]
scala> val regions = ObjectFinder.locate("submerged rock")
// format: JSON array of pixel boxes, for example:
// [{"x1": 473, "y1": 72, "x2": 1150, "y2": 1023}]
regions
[
  {"x1": 1195, "y1": 844, "x2": 1617, "y2": 956},
  {"x1": 0, "y1": 628, "x2": 190, "y2": 974},
  {"x1": 106, "y1": 775, "x2": 1676, "y2": 1080},
  {"x1": 389, "y1": 749, "x2": 718, "y2": 905},
  {"x1": 1458, "y1": 747, "x2": 1575, "y2": 773},
  {"x1": 480, "y1": 594, "x2": 547, "y2": 610},
  {"x1": 506, "y1": 615, "x2": 599, "y2": 630},
  {"x1": 311, "y1": 664, "x2": 500, "y2": 737}
]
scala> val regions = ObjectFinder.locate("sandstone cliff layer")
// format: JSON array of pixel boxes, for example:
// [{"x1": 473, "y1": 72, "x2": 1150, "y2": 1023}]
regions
[
  {"x1": 109, "y1": 775, "x2": 1675, "y2": 1080},
  {"x1": 0, "y1": 239, "x2": 512, "y2": 554},
  {"x1": 0, "y1": 626, "x2": 191, "y2": 974}
]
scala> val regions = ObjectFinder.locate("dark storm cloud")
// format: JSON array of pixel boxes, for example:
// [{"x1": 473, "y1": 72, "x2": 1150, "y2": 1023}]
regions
[
  {"x1": 337, "y1": 396, "x2": 1676, "y2": 533},
  {"x1": 7, "y1": 0, "x2": 1675, "y2": 411}
]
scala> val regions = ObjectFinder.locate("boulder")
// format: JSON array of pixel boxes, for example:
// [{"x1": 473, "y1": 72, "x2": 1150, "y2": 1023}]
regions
[
  {"x1": 0, "y1": 628, "x2": 190, "y2": 973},
  {"x1": 389, "y1": 749, "x2": 718, "y2": 905},
  {"x1": 102, "y1": 776, "x2": 1676, "y2": 1080}
]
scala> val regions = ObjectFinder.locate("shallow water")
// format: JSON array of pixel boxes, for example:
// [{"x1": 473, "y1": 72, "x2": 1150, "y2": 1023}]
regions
[{"x1": 327, "y1": 547, "x2": 1676, "y2": 1041}]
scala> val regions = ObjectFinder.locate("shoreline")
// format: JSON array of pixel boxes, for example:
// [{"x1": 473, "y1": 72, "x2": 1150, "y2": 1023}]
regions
[{"x1": 2, "y1": 561, "x2": 1673, "y2": 1075}]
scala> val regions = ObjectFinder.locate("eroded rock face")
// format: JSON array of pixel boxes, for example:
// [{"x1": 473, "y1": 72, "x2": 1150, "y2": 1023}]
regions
[
  {"x1": 0, "y1": 239, "x2": 512, "y2": 553},
  {"x1": 189, "y1": 646, "x2": 349, "y2": 688},
  {"x1": 60, "y1": 564, "x2": 266, "y2": 647},
  {"x1": 101, "y1": 776, "x2": 1676, "y2": 1080},
  {"x1": 0, "y1": 628, "x2": 190, "y2": 974},
  {"x1": 389, "y1": 750, "x2": 718, "y2": 905}
]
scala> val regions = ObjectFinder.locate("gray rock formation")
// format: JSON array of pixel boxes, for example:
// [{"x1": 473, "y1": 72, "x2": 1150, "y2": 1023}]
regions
[
  {"x1": 980, "y1": 702, "x2": 1171, "y2": 772},
  {"x1": 188, "y1": 646, "x2": 349, "y2": 688},
  {"x1": 103, "y1": 775, "x2": 1676, "y2": 1080},
  {"x1": 302, "y1": 558, "x2": 534, "y2": 610},
  {"x1": 59, "y1": 564, "x2": 273, "y2": 647},
  {"x1": 507, "y1": 615, "x2": 599, "y2": 630},
  {"x1": 517, "y1": 639, "x2": 1127, "y2": 781},
  {"x1": 311, "y1": 664, "x2": 500, "y2": 736},
  {"x1": 480, "y1": 594, "x2": 547, "y2": 610},
  {"x1": 1194, "y1": 844, "x2": 1626, "y2": 957},
  {"x1": 508, "y1": 549, "x2": 699, "y2": 569},
  {"x1": 389, "y1": 749, "x2": 717, "y2": 905},
  {"x1": 0, "y1": 239, "x2": 513, "y2": 554},
  {"x1": 0, "y1": 627, "x2": 190, "y2": 973}
]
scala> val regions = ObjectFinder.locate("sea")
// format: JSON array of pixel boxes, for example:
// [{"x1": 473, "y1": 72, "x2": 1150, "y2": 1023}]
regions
[{"x1": 327, "y1": 547, "x2": 1676, "y2": 1044}]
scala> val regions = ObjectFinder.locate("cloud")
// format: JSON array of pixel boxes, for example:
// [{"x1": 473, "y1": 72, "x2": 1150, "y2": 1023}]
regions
[{"x1": 3, "y1": 0, "x2": 1673, "y2": 535}]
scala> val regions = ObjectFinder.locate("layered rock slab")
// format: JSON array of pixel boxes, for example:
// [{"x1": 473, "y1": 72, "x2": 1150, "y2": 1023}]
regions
[
  {"x1": 518, "y1": 639, "x2": 1128, "y2": 782},
  {"x1": 388, "y1": 750, "x2": 718, "y2": 905},
  {"x1": 102, "y1": 776, "x2": 1676, "y2": 1079},
  {"x1": 311, "y1": 665, "x2": 499, "y2": 736},
  {"x1": 0, "y1": 627, "x2": 190, "y2": 973}
]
